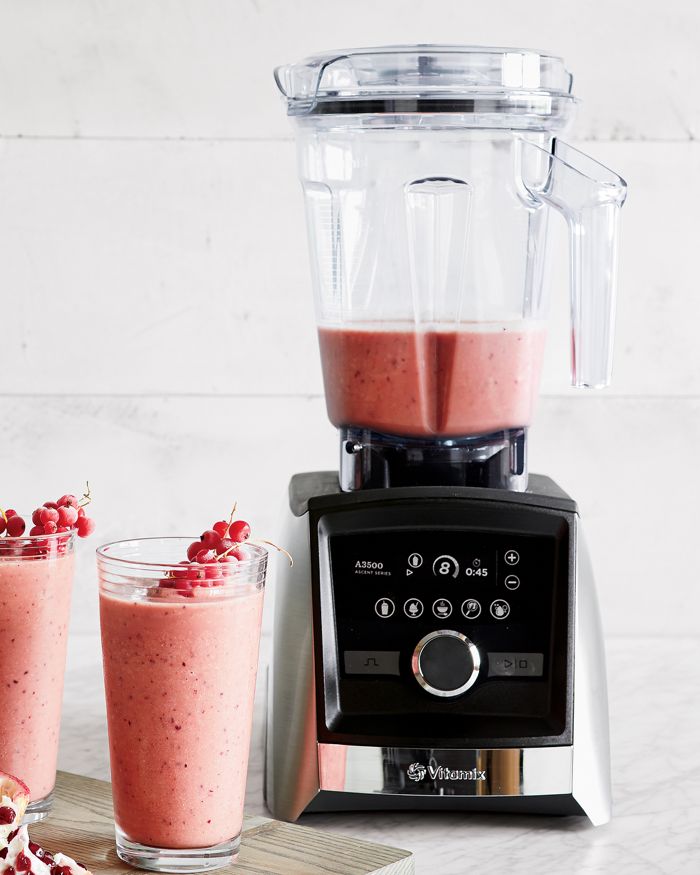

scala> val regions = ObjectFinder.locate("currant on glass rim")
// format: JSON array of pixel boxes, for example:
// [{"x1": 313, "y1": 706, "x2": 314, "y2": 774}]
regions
[
  {"x1": 0, "y1": 484, "x2": 96, "y2": 558},
  {"x1": 157, "y1": 504, "x2": 291, "y2": 596}
]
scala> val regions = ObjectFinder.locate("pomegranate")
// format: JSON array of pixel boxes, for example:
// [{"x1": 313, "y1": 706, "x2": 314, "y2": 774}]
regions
[
  {"x1": 0, "y1": 773, "x2": 90, "y2": 875},
  {"x1": 0, "y1": 772, "x2": 28, "y2": 847},
  {"x1": 1, "y1": 827, "x2": 91, "y2": 875}
]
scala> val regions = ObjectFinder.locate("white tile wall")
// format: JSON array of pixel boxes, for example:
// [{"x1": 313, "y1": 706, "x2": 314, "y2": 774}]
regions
[{"x1": 0, "y1": 1, "x2": 697, "y2": 638}]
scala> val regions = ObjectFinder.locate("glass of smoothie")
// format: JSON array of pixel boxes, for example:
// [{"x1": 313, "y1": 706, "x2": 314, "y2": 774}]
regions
[
  {"x1": 0, "y1": 530, "x2": 76, "y2": 821},
  {"x1": 97, "y1": 538, "x2": 267, "y2": 872}
]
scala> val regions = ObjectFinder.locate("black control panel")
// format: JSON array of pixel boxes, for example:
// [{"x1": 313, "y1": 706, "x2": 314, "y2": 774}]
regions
[{"x1": 310, "y1": 494, "x2": 573, "y2": 748}]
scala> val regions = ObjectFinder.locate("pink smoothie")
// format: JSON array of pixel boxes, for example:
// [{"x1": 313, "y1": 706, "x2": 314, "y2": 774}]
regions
[
  {"x1": 318, "y1": 323, "x2": 547, "y2": 438},
  {"x1": 0, "y1": 552, "x2": 75, "y2": 800},
  {"x1": 99, "y1": 586, "x2": 264, "y2": 849}
]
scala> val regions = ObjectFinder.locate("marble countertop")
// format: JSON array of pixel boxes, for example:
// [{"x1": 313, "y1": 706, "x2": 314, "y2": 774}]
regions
[{"x1": 58, "y1": 635, "x2": 700, "y2": 874}]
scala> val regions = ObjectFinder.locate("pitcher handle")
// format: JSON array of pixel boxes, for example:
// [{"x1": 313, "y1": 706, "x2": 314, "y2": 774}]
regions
[{"x1": 517, "y1": 139, "x2": 627, "y2": 388}]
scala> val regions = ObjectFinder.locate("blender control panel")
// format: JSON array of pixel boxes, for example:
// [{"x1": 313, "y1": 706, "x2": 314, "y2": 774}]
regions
[{"x1": 314, "y1": 507, "x2": 572, "y2": 745}]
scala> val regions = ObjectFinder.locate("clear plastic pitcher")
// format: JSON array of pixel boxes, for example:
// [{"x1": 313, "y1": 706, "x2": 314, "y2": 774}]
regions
[{"x1": 275, "y1": 46, "x2": 627, "y2": 490}]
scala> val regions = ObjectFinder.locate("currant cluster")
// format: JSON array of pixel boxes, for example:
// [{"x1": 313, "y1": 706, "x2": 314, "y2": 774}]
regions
[
  {"x1": 0, "y1": 487, "x2": 95, "y2": 557},
  {"x1": 158, "y1": 513, "x2": 252, "y2": 595}
]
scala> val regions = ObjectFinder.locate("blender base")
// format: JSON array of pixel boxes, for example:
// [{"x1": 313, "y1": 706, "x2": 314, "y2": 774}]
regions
[{"x1": 265, "y1": 472, "x2": 611, "y2": 826}]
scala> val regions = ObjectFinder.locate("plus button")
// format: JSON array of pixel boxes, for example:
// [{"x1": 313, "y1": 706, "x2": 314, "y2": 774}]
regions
[{"x1": 504, "y1": 550, "x2": 520, "y2": 566}]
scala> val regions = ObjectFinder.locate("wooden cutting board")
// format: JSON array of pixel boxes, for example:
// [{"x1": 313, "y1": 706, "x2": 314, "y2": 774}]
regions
[{"x1": 30, "y1": 772, "x2": 413, "y2": 875}]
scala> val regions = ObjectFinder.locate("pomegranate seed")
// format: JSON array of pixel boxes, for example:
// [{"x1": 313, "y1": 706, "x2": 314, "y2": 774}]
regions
[
  {"x1": 228, "y1": 520, "x2": 251, "y2": 542},
  {"x1": 0, "y1": 805, "x2": 15, "y2": 824},
  {"x1": 15, "y1": 852, "x2": 31, "y2": 872},
  {"x1": 0, "y1": 848, "x2": 7, "y2": 860},
  {"x1": 186, "y1": 541, "x2": 202, "y2": 561},
  {"x1": 6, "y1": 864, "x2": 15, "y2": 875},
  {"x1": 8, "y1": 828, "x2": 19, "y2": 841},
  {"x1": 76, "y1": 516, "x2": 95, "y2": 538},
  {"x1": 6, "y1": 515, "x2": 26, "y2": 537}
]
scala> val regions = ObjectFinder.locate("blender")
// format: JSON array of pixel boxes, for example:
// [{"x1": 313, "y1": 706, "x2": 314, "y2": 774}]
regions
[{"x1": 265, "y1": 46, "x2": 626, "y2": 825}]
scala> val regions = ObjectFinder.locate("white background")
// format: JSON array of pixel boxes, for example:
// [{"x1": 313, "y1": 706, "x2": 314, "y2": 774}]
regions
[
  {"x1": 1, "y1": 2, "x2": 699, "y2": 870},
  {"x1": 0, "y1": 0, "x2": 697, "y2": 636}
]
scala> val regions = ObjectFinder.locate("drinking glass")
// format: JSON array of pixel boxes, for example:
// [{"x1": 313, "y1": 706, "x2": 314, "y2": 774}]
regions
[
  {"x1": 0, "y1": 530, "x2": 76, "y2": 821},
  {"x1": 97, "y1": 538, "x2": 267, "y2": 872}
]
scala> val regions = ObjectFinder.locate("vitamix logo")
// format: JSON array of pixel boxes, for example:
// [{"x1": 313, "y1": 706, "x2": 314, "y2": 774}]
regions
[
  {"x1": 406, "y1": 763, "x2": 426, "y2": 781},
  {"x1": 406, "y1": 762, "x2": 486, "y2": 782}
]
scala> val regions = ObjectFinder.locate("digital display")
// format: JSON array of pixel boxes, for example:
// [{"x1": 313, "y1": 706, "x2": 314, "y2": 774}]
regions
[{"x1": 336, "y1": 533, "x2": 499, "y2": 588}]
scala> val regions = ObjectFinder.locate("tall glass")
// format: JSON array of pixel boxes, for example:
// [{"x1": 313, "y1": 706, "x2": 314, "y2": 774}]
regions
[
  {"x1": 0, "y1": 530, "x2": 76, "y2": 821},
  {"x1": 97, "y1": 538, "x2": 267, "y2": 872}
]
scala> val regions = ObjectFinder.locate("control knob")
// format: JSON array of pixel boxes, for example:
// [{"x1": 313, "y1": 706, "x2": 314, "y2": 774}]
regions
[{"x1": 412, "y1": 630, "x2": 481, "y2": 698}]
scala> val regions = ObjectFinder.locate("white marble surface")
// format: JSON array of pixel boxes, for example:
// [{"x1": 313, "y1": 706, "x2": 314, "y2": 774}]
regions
[{"x1": 59, "y1": 633, "x2": 700, "y2": 874}]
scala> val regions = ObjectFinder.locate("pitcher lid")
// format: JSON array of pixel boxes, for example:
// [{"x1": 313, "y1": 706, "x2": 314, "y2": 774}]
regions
[{"x1": 274, "y1": 45, "x2": 575, "y2": 126}]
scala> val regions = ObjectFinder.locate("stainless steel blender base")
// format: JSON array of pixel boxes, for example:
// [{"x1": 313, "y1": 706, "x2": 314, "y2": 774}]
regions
[{"x1": 265, "y1": 474, "x2": 611, "y2": 825}]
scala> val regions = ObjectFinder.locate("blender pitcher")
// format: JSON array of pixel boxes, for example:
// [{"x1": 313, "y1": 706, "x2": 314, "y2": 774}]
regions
[{"x1": 275, "y1": 46, "x2": 627, "y2": 490}]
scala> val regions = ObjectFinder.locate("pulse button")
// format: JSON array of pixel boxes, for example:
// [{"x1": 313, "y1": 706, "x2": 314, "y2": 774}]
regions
[{"x1": 412, "y1": 631, "x2": 481, "y2": 698}]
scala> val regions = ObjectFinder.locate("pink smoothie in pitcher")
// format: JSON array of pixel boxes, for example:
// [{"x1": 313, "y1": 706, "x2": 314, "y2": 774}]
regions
[
  {"x1": 99, "y1": 585, "x2": 264, "y2": 849},
  {"x1": 318, "y1": 323, "x2": 547, "y2": 437},
  {"x1": 0, "y1": 551, "x2": 75, "y2": 800}
]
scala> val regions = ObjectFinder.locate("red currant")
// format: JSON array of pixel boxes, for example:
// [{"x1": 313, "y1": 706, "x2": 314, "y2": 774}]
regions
[
  {"x1": 57, "y1": 505, "x2": 78, "y2": 526},
  {"x1": 0, "y1": 517, "x2": 5, "y2": 535},
  {"x1": 57, "y1": 494, "x2": 78, "y2": 509},
  {"x1": 229, "y1": 520, "x2": 251, "y2": 542},
  {"x1": 204, "y1": 563, "x2": 223, "y2": 580},
  {"x1": 200, "y1": 530, "x2": 222, "y2": 550},
  {"x1": 218, "y1": 537, "x2": 234, "y2": 554},
  {"x1": 40, "y1": 507, "x2": 60, "y2": 525},
  {"x1": 195, "y1": 548, "x2": 217, "y2": 564},
  {"x1": 76, "y1": 516, "x2": 95, "y2": 538},
  {"x1": 186, "y1": 541, "x2": 202, "y2": 561},
  {"x1": 6, "y1": 515, "x2": 26, "y2": 537},
  {"x1": 5, "y1": 509, "x2": 17, "y2": 518},
  {"x1": 212, "y1": 520, "x2": 229, "y2": 538}
]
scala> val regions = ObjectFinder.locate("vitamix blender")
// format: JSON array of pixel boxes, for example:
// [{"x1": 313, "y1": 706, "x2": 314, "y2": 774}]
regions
[{"x1": 265, "y1": 46, "x2": 626, "y2": 825}]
